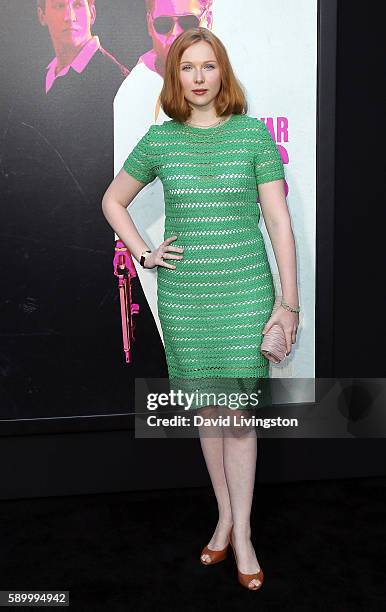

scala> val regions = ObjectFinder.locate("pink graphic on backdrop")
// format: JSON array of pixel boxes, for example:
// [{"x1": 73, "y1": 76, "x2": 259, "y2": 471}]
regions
[{"x1": 260, "y1": 116, "x2": 289, "y2": 197}]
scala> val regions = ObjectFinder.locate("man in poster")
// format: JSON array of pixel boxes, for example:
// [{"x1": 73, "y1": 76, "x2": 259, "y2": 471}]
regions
[
  {"x1": 114, "y1": 0, "x2": 214, "y2": 340},
  {"x1": 37, "y1": 0, "x2": 129, "y2": 95},
  {"x1": 0, "y1": 1, "x2": 134, "y2": 416}
]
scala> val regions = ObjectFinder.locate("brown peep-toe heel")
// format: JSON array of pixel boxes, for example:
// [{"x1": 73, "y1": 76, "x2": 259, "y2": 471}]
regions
[
  {"x1": 200, "y1": 529, "x2": 232, "y2": 565},
  {"x1": 229, "y1": 526, "x2": 264, "y2": 591}
]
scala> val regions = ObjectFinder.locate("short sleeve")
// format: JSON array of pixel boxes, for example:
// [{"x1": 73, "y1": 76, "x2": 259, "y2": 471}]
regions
[
  {"x1": 254, "y1": 120, "x2": 285, "y2": 185},
  {"x1": 123, "y1": 126, "x2": 157, "y2": 185}
]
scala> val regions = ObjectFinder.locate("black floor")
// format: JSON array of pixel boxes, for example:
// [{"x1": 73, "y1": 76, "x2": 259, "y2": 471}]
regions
[{"x1": 1, "y1": 477, "x2": 385, "y2": 610}]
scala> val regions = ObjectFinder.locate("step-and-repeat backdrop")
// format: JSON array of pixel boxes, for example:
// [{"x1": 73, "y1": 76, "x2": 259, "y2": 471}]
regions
[{"x1": 0, "y1": 0, "x2": 316, "y2": 421}]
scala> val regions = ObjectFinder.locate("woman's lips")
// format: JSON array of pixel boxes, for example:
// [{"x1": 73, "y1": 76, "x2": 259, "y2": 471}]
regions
[{"x1": 192, "y1": 89, "x2": 208, "y2": 95}]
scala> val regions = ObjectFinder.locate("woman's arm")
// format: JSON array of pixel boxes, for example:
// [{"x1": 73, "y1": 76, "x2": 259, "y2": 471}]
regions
[
  {"x1": 258, "y1": 178, "x2": 299, "y2": 308},
  {"x1": 258, "y1": 178, "x2": 299, "y2": 351},
  {"x1": 101, "y1": 168, "x2": 151, "y2": 263},
  {"x1": 102, "y1": 169, "x2": 183, "y2": 270}
]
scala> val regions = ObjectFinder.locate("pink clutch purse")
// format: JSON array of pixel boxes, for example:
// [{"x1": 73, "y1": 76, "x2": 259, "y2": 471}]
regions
[{"x1": 260, "y1": 296, "x2": 287, "y2": 364}]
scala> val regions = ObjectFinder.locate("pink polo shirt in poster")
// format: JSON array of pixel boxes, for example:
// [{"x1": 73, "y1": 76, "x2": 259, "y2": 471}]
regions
[{"x1": 45, "y1": 35, "x2": 101, "y2": 94}]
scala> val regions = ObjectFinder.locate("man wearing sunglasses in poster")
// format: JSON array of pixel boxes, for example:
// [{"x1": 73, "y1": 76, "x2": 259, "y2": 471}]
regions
[
  {"x1": 141, "y1": 0, "x2": 212, "y2": 76},
  {"x1": 114, "y1": 0, "x2": 213, "y2": 341}
]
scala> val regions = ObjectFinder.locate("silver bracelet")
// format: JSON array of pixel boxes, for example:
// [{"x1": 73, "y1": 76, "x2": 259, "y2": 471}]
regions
[{"x1": 280, "y1": 298, "x2": 300, "y2": 313}]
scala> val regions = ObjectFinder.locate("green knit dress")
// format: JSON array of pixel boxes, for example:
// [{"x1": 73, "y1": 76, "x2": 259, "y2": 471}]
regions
[{"x1": 123, "y1": 113, "x2": 285, "y2": 410}]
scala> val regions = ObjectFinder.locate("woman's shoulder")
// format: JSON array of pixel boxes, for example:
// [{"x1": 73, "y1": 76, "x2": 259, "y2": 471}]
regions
[
  {"x1": 145, "y1": 119, "x2": 178, "y2": 140},
  {"x1": 234, "y1": 113, "x2": 266, "y2": 130},
  {"x1": 160, "y1": 118, "x2": 177, "y2": 127},
  {"x1": 152, "y1": 119, "x2": 178, "y2": 131},
  {"x1": 234, "y1": 115, "x2": 276, "y2": 147}
]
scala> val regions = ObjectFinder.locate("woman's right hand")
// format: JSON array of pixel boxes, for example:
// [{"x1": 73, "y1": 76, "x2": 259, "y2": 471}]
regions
[{"x1": 143, "y1": 236, "x2": 184, "y2": 269}]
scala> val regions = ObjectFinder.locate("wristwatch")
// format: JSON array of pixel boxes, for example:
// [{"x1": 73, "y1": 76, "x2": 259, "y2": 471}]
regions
[{"x1": 139, "y1": 250, "x2": 152, "y2": 268}]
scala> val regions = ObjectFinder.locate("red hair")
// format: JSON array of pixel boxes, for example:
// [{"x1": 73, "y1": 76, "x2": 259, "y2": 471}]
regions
[{"x1": 160, "y1": 27, "x2": 248, "y2": 123}]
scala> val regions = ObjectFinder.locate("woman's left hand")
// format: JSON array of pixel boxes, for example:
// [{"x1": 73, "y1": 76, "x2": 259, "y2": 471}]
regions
[{"x1": 262, "y1": 307, "x2": 299, "y2": 356}]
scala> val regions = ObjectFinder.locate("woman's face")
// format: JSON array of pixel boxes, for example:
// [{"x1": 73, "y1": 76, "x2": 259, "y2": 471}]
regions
[{"x1": 179, "y1": 40, "x2": 221, "y2": 112}]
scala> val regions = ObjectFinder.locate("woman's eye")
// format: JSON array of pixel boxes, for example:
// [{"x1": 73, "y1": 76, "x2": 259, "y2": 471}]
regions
[{"x1": 181, "y1": 65, "x2": 215, "y2": 71}]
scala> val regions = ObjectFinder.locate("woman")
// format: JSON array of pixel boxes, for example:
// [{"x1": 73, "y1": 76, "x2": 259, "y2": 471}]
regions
[{"x1": 102, "y1": 27, "x2": 299, "y2": 591}]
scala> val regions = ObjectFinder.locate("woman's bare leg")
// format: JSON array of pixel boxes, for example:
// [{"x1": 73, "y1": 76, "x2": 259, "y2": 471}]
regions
[
  {"x1": 223, "y1": 417, "x2": 262, "y2": 588},
  {"x1": 197, "y1": 406, "x2": 233, "y2": 562}
]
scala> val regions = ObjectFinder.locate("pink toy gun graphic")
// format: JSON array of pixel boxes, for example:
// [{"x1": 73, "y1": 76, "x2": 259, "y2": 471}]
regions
[{"x1": 113, "y1": 240, "x2": 140, "y2": 363}]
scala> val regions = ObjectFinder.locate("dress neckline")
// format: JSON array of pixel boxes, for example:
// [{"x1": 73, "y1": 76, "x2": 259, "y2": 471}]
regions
[{"x1": 180, "y1": 113, "x2": 235, "y2": 133}]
